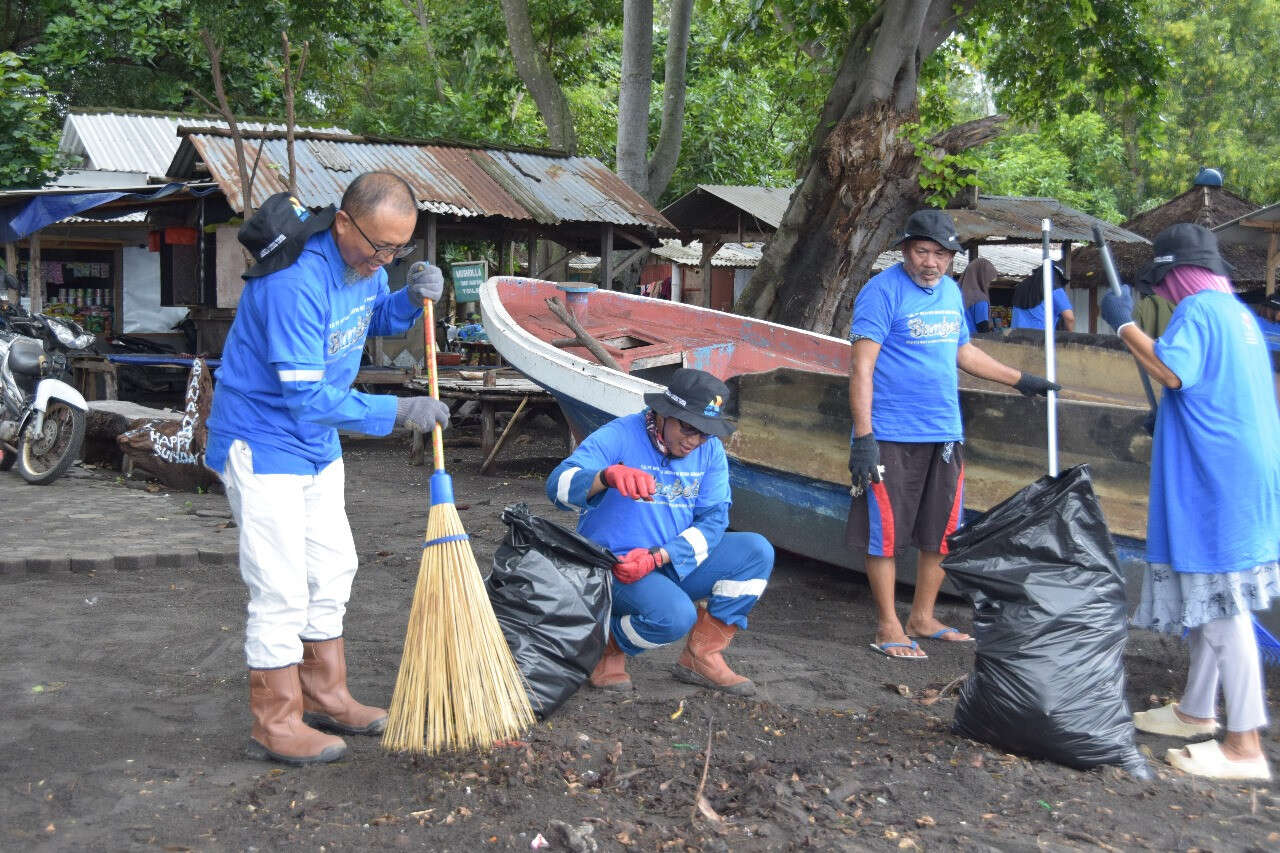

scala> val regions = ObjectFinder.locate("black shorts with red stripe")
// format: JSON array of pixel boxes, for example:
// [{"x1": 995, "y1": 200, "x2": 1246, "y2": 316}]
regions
[{"x1": 844, "y1": 439, "x2": 964, "y2": 557}]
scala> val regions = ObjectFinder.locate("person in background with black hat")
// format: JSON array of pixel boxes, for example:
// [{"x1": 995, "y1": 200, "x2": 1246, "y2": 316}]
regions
[
  {"x1": 205, "y1": 172, "x2": 451, "y2": 766},
  {"x1": 1100, "y1": 223, "x2": 1278, "y2": 781},
  {"x1": 848, "y1": 209, "x2": 1059, "y2": 660},
  {"x1": 546, "y1": 368, "x2": 773, "y2": 695},
  {"x1": 1010, "y1": 262, "x2": 1076, "y2": 331}
]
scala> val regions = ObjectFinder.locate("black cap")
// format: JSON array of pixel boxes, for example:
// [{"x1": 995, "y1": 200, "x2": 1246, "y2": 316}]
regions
[
  {"x1": 238, "y1": 192, "x2": 336, "y2": 279},
  {"x1": 1136, "y1": 223, "x2": 1233, "y2": 294},
  {"x1": 642, "y1": 368, "x2": 736, "y2": 439},
  {"x1": 893, "y1": 209, "x2": 962, "y2": 252}
]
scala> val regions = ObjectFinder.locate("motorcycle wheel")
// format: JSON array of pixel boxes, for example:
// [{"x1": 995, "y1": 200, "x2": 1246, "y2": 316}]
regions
[{"x1": 17, "y1": 401, "x2": 86, "y2": 485}]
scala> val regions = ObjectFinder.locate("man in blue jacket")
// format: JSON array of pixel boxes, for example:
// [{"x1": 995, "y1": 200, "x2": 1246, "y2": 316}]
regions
[
  {"x1": 546, "y1": 369, "x2": 773, "y2": 695},
  {"x1": 206, "y1": 173, "x2": 450, "y2": 765}
]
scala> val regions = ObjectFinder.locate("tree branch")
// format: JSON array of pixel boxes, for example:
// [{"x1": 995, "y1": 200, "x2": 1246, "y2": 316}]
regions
[
  {"x1": 198, "y1": 29, "x2": 255, "y2": 218},
  {"x1": 616, "y1": 0, "x2": 654, "y2": 197},
  {"x1": 645, "y1": 0, "x2": 693, "y2": 203},
  {"x1": 500, "y1": 0, "x2": 577, "y2": 154}
]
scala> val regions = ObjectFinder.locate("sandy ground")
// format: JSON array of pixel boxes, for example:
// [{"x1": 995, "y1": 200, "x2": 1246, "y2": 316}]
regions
[{"x1": 2, "y1": 426, "x2": 1278, "y2": 852}]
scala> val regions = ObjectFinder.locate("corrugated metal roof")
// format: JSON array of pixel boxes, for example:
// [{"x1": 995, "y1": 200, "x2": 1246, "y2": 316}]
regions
[
  {"x1": 873, "y1": 244, "x2": 1062, "y2": 279},
  {"x1": 60, "y1": 111, "x2": 347, "y2": 180},
  {"x1": 695, "y1": 185, "x2": 793, "y2": 229},
  {"x1": 651, "y1": 240, "x2": 764, "y2": 267},
  {"x1": 951, "y1": 195, "x2": 1147, "y2": 245},
  {"x1": 1214, "y1": 200, "x2": 1280, "y2": 251},
  {"x1": 171, "y1": 131, "x2": 674, "y2": 233}
]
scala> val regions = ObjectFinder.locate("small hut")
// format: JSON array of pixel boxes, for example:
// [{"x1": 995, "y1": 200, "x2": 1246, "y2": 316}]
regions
[{"x1": 1070, "y1": 169, "x2": 1265, "y2": 292}]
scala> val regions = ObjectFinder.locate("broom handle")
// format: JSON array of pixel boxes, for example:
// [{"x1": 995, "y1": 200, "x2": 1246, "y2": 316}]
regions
[{"x1": 423, "y1": 298, "x2": 445, "y2": 472}]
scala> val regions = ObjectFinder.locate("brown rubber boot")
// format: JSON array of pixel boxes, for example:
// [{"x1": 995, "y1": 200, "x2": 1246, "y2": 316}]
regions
[
  {"x1": 672, "y1": 607, "x2": 755, "y2": 696},
  {"x1": 299, "y1": 638, "x2": 388, "y2": 735},
  {"x1": 589, "y1": 636, "x2": 633, "y2": 691},
  {"x1": 248, "y1": 666, "x2": 347, "y2": 765}
]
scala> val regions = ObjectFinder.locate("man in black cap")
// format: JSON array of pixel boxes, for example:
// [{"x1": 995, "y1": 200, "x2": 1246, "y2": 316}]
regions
[
  {"x1": 205, "y1": 172, "x2": 451, "y2": 765},
  {"x1": 847, "y1": 209, "x2": 1058, "y2": 659},
  {"x1": 546, "y1": 368, "x2": 774, "y2": 695}
]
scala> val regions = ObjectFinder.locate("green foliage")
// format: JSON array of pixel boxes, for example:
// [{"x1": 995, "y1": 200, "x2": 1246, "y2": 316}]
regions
[
  {"x1": 0, "y1": 52, "x2": 61, "y2": 188},
  {"x1": 973, "y1": 113, "x2": 1126, "y2": 221}
]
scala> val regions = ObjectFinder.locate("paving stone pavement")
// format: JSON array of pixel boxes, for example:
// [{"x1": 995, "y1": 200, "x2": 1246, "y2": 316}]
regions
[{"x1": 0, "y1": 465, "x2": 238, "y2": 574}]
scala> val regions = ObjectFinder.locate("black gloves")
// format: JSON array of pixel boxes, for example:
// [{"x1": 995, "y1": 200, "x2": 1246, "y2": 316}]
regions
[
  {"x1": 1013, "y1": 372, "x2": 1061, "y2": 397},
  {"x1": 848, "y1": 433, "x2": 882, "y2": 493}
]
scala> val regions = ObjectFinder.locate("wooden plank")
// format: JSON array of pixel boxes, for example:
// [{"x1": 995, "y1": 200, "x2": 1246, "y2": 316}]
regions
[{"x1": 479, "y1": 396, "x2": 530, "y2": 475}]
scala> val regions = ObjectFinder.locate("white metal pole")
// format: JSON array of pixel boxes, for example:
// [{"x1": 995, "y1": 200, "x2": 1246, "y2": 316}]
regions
[{"x1": 1042, "y1": 218, "x2": 1058, "y2": 476}]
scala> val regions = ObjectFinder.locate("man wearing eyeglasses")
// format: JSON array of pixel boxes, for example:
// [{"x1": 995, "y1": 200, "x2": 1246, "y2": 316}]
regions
[
  {"x1": 547, "y1": 368, "x2": 774, "y2": 696},
  {"x1": 206, "y1": 172, "x2": 451, "y2": 766}
]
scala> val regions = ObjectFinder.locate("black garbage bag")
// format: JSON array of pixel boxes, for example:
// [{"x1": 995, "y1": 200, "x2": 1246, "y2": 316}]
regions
[
  {"x1": 942, "y1": 465, "x2": 1150, "y2": 778},
  {"x1": 488, "y1": 504, "x2": 614, "y2": 720}
]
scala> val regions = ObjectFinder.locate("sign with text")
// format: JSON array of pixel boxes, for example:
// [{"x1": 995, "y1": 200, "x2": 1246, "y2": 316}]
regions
[{"x1": 450, "y1": 261, "x2": 488, "y2": 303}]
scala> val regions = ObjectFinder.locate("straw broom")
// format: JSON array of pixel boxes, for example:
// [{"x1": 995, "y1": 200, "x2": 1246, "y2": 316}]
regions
[{"x1": 382, "y1": 292, "x2": 535, "y2": 754}]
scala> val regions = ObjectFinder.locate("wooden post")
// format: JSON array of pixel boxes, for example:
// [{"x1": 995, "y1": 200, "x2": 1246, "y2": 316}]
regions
[
  {"x1": 479, "y1": 395, "x2": 529, "y2": 475},
  {"x1": 480, "y1": 369, "x2": 498, "y2": 453},
  {"x1": 3, "y1": 242, "x2": 15, "y2": 303},
  {"x1": 527, "y1": 234, "x2": 538, "y2": 277},
  {"x1": 699, "y1": 239, "x2": 721, "y2": 310},
  {"x1": 426, "y1": 212, "x2": 438, "y2": 264},
  {"x1": 599, "y1": 224, "x2": 614, "y2": 290},
  {"x1": 1268, "y1": 232, "x2": 1278, "y2": 298},
  {"x1": 27, "y1": 232, "x2": 42, "y2": 313}
]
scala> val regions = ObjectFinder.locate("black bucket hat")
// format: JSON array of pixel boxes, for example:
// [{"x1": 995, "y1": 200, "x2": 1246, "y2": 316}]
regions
[
  {"x1": 894, "y1": 209, "x2": 963, "y2": 252},
  {"x1": 238, "y1": 192, "x2": 336, "y2": 279},
  {"x1": 643, "y1": 368, "x2": 736, "y2": 439},
  {"x1": 1136, "y1": 223, "x2": 1233, "y2": 294}
]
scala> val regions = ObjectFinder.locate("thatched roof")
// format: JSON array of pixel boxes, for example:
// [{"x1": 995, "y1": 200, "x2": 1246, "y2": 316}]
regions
[{"x1": 1070, "y1": 185, "x2": 1266, "y2": 290}]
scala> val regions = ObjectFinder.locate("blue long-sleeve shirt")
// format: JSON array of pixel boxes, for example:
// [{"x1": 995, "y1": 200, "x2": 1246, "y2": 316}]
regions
[
  {"x1": 206, "y1": 229, "x2": 421, "y2": 475},
  {"x1": 546, "y1": 412, "x2": 731, "y2": 579}
]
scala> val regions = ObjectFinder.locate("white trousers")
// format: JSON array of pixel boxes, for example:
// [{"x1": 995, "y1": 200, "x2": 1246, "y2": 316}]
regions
[
  {"x1": 1180, "y1": 612, "x2": 1268, "y2": 732},
  {"x1": 221, "y1": 440, "x2": 359, "y2": 669}
]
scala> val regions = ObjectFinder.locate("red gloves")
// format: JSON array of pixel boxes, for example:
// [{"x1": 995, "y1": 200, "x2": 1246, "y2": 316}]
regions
[
  {"x1": 613, "y1": 547, "x2": 663, "y2": 584},
  {"x1": 601, "y1": 464, "x2": 656, "y2": 501}
]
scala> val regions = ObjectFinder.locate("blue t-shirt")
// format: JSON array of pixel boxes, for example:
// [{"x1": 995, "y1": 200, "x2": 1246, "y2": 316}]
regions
[
  {"x1": 1258, "y1": 315, "x2": 1280, "y2": 353},
  {"x1": 205, "y1": 230, "x2": 421, "y2": 475},
  {"x1": 546, "y1": 412, "x2": 731, "y2": 577},
  {"x1": 964, "y1": 300, "x2": 990, "y2": 335},
  {"x1": 1147, "y1": 291, "x2": 1280, "y2": 573},
  {"x1": 849, "y1": 264, "x2": 969, "y2": 442},
  {"x1": 1011, "y1": 288, "x2": 1072, "y2": 330}
]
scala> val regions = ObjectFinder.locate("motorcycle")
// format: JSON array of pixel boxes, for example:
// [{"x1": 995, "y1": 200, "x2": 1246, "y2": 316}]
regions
[{"x1": 0, "y1": 299, "x2": 91, "y2": 484}]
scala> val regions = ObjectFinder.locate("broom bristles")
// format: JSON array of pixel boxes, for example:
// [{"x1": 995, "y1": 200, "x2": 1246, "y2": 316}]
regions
[{"x1": 383, "y1": 499, "x2": 535, "y2": 754}]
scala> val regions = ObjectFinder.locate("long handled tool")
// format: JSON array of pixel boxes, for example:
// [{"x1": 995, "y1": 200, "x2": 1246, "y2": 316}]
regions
[
  {"x1": 382, "y1": 290, "x2": 535, "y2": 754},
  {"x1": 1092, "y1": 225, "x2": 1159, "y2": 412},
  {"x1": 1092, "y1": 228, "x2": 1280, "y2": 668},
  {"x1": 1041, "y1": 219, "x2": 1058, "y2": 476}
]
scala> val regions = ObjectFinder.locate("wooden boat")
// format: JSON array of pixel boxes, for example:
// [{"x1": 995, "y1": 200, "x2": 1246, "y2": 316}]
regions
[{"x1": 480, "y1": 277, "x2": 1173, "y2": 576}]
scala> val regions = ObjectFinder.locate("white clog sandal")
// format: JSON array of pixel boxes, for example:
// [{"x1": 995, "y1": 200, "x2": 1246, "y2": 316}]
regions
[
  {"x1": 1133, "y1": 701, "x2": 1220, "y2": 738},
  {"x1": 1166, "y1": 740, "x2": 1271, "y2": 781}
]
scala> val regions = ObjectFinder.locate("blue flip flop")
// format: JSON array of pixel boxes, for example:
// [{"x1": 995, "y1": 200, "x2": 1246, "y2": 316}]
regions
[
  {"x1": 869, "y1": 640, "x2": 927, "y2": 660},
  {"x1": 913, "y1": 626, "x2": 974, "y2": 643}
]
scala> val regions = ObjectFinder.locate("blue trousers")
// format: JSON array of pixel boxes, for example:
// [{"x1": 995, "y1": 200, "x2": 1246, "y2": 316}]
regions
[{"x1": 610, "y1": 532, "x2": 773, "y2": 655}]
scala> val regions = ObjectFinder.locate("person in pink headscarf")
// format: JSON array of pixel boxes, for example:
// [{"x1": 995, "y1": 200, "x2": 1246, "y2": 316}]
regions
[{"x1": 1100, "y1": 223, "x2": 1279, "y2": 782}]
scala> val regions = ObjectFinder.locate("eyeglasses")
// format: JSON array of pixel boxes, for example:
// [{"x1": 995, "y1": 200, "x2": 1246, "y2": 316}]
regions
[
  {"x1": 343, "y1": 211, "x2": 417, "y2": 260},
  {"x1": 670, "y1": 418, "x2": 708, "y2": 440}
]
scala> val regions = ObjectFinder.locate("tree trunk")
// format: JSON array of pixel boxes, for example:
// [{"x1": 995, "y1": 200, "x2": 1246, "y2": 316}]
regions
[
  {"x1": 616, "y1": 0, "x2": 654, "y2": 198},
  {"x1": 735, "y1": 0, "x2": 989, "y2": 336},
  {"x1": 645, "y1": 0, "x2": 693, "y2": 203},
  {"x1": 500, "y1": 0, "x2": 578, "y2": 154}
]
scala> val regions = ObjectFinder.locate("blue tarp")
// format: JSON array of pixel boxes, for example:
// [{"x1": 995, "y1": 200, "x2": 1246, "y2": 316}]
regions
[{"x1": 0, "y1": 182, "x2": 205, "y2": 243}]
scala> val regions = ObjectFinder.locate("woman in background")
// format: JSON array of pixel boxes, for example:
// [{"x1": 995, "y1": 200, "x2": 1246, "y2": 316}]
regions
[
  {"x1": 959, "y1": 256, "x2": 997, "y2": 334},
  {"x1": 1011, "y1": 262, "x2": 1075, "y2": 331},
  {"x1": 1100, "y1": 223, "x2": 1278, "y2": 782}
]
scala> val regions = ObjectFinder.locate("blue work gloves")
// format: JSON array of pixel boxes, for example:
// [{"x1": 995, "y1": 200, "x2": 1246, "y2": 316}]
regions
[
  {"x1": 394, "y1": 396, "x2": 450, "y2": 431},
  {"x1": 1013, "y1": 372, "x2": 1061, "y2": 397},
  {"x1": 405, "y1": 261, "x2": 444, "y2": 304},
  {"x1": 848, "y1": 433, "x2": 882, "y2": 494},
  {"x1": 1100, "y1": 290, "x2": 1135, "y2": 332}
]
